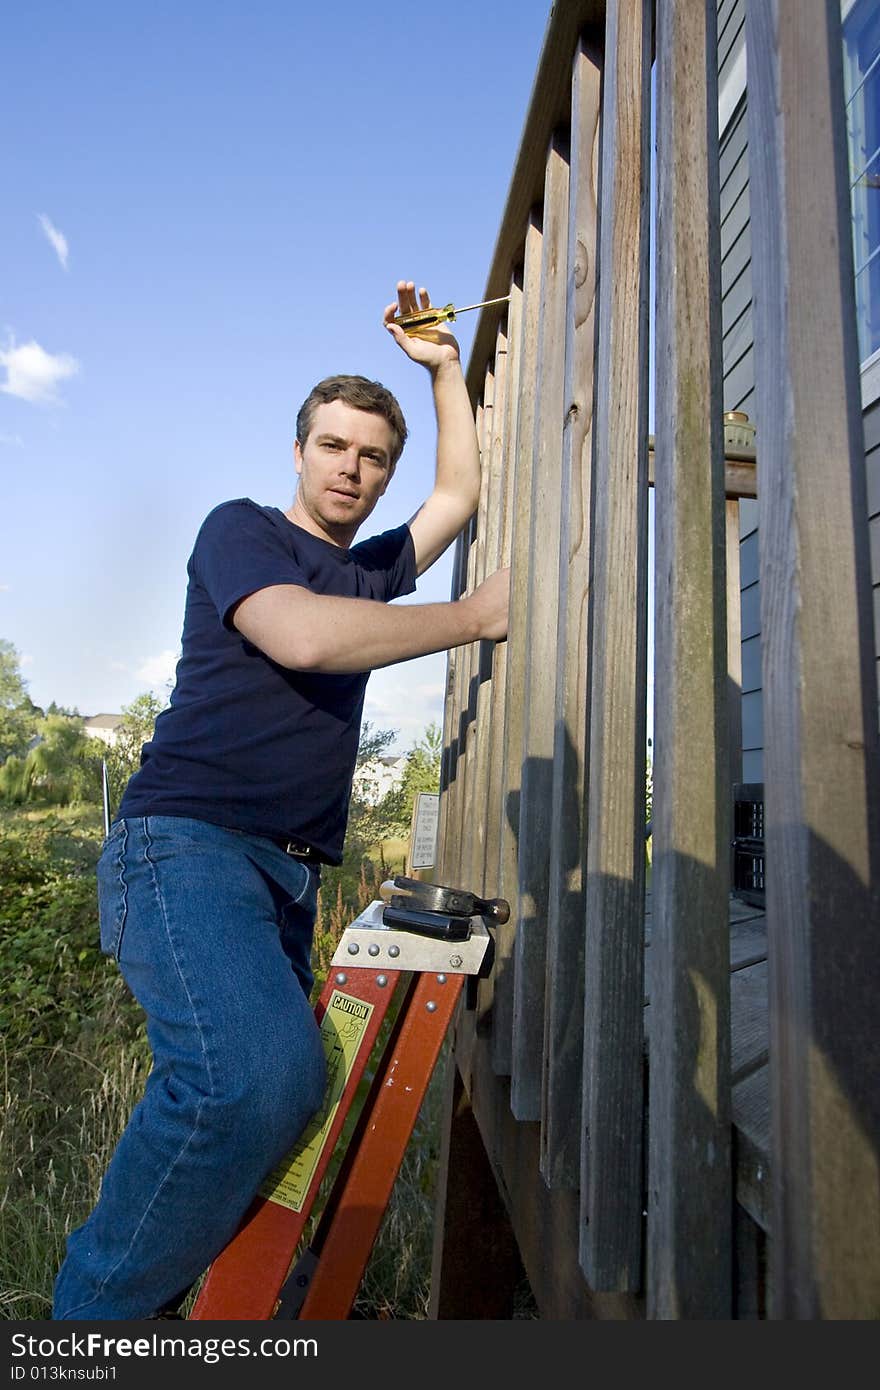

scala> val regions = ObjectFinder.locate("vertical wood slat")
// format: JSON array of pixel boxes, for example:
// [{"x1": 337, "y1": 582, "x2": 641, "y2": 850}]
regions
[
  {"x1": 726, "y1": 499, "x2": 744, "y2": 893},
  {"x1": 483, "y1": 274, "x2": 524, "y2": 912},
  {"x1": 458, "y1": 369, "x2": 496, "y2": 895},
  {"x1": 492, "y1": 213, "x2": 544, "y2": 1077},
  {"x1": 511, "y1": 132, "x2": 571, "y2": 1121},
  {"x1": 648, "y1": 0, "x2": 732, "y2": 1317},
  {"x1": 726, "y1": 500, "x2": 744, "y2": 789},
  {"x1": 467, "y1": 325, "x2": 512, "y2": 1029},
  {"x1": 437, "y1": 527, "x2": 471, "y2": 884},
  {"x1": 444, "y1": 425, "x2": 484, "y2": 888},
  {"x1": 451, "y1": 372, "x2": 496, "y2": 1083},
  {"x1": 579, "y1": 0, "x2": 651, "y2": 1291},
  {"x1": 540, "y1": 35, "x2": 602, "y2": 1189},
  {"x1": 470, "y1": 331, "x2": 509, "y2": 899},
  {"x1": 745, "y1": 0, "x2": 880, "y2": 1319}
]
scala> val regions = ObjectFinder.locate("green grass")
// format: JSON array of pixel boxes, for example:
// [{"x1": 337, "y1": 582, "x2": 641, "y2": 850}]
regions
[{"x1": 0, "y1": 805, "x2": 441, "y2": 1321}]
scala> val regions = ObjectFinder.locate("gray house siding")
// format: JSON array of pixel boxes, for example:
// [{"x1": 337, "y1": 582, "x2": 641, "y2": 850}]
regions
[{"x1": 717, "y1": 0, "x2": 880, "y2": 785}]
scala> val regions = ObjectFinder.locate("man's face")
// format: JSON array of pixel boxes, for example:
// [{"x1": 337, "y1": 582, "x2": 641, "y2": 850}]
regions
[{"x1": 292, "y1": 400, "x2": 397, "y2": 546}]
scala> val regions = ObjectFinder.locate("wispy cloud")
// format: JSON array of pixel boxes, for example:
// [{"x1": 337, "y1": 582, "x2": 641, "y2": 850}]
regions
[
  {"x1": 363, "y1": 657, "x2": 446, "y2": 751},
  {"x1": 0, "y1": 337, "x2": 80, "y2": 404},
  {"x1": 0, "y1": 584, "x2": 10, "y2": 593},
  {"x1": 37, "y1": 213, "x2": 69, "y2": 270},
  {"x1": 136, "y1": 649, "x2": 180, "y2": 688},
  {"x1": 0, "y1": 431, "x2": 24, "y2": 447}
]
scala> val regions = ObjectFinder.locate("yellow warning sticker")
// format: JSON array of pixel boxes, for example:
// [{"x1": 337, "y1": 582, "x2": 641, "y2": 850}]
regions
[{"x1": 258, "y1": 989, "x2": 375, "y2": 1212}]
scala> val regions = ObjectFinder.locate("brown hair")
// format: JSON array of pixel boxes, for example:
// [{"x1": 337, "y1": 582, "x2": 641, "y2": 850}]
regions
[{"x1": 295, "y1": 375, "x2": 408, "y2": 465}]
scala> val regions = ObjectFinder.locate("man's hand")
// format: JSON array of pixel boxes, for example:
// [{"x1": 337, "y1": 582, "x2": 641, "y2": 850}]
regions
[
  {"x1": 462, "y1": 566, "x2": 510, "y2": 643},
  {"x1": 384, "y1": 280, "x2": 460, "y2": 373}
]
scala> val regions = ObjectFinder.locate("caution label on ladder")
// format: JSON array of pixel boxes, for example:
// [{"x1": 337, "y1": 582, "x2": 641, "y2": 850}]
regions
[{"x1": 258, "y1": 989, "x2": 375, "y2": 1212}]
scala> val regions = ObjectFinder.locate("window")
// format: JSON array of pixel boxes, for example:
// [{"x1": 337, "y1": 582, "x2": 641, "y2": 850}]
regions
[{"x1": 843, "y1": 0, "x2": 880, "y2": 362}]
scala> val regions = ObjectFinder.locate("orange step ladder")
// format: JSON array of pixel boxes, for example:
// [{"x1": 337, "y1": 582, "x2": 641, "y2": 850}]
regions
[{"x1": 189, "y1": 881, "x2": 500, "y2": 1321}]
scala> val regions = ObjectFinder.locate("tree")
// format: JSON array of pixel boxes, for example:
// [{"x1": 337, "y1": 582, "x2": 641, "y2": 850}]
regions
[
  {"x1": 26, "y1": 713, "x2": 101, "y2": 804},
  {"x1": 0, "y1": 639, "x2": 41, "y2": 763},
  {"x1": 377, "y1": 721, "x2": 442, "y2": 833},
  {"x1": 101, "y1": 692, "x2": 167, "y2": 811},
  {"x1": 342, "y1": 721, "x2": 399, "y2": 859},
  {"x1": 0, "y1": 712, "x2": 102, "y2": 806}
]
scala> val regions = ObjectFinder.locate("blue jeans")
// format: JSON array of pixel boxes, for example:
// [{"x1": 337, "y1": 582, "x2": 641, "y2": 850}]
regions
[{"x1": 53, "y1": 815, "x2": 327, "y2": 1320}]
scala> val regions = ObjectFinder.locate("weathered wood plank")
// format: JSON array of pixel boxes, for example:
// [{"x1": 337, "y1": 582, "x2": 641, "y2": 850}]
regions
[
  {"x1": 470, "y1": 331, "x2": 508, "y2": 900},
  {"x1": 483, "y1": 271, "x2": 524, "y2": 911},
  {"x1": 728, "y1": 499, "x2": 744, "y2": 891},
  {"x1": 465, "y1": 1, "x2": 607, "y2": 399},
  {"x1": 579, "y1": 0, "x2": 651, "y2": 1292},
  {"x1": 492, "y1": 212, "x2": 544, "y2": 1077},
  {"x1": 444, "y1": 505, "x2": 480, "y2": 891},
  {"x1": 460, "y1": 364, "x2": 496, "y2": 900},
  {"x1": 648, "y1": 0, "x2": 732, "y2": 1318},
  {"x1": 437, "y1": 519, "x2": 475, "y2": 886},
  {"x1": 745, "y1": 0, "x2": 880, "y2": 1320},
  {"x1": 436, "y1": 532, "x2": 465, "y2": 881},
  {"x1": 468, "y1": 326, "x2": 510, "y2": 1032},
  {"x1": 511, "y1": 132, "x2": 570, "y2": 1121},
  {"x1": 541, "y1": 35, "x2": 602, "y2": 1189}
]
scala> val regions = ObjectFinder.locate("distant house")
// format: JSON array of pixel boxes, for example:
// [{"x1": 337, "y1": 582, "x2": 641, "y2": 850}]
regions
[
  {"x1": 82, "y1": 714, "x2": 124, "y2": 748},
  {"x1": 352, "y1": 753, "x2": 406, "y2": 805}
]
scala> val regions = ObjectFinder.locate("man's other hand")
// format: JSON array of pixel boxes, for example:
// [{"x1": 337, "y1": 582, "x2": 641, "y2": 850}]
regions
[{"x1": 464, "y1": 566, "x2": 510, "y2": 643}]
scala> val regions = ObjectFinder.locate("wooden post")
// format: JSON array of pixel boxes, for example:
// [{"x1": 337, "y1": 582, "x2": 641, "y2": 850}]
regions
[
  {"x1": 541, "y1": 34, "x2": 602, "y2": 1190},
  {"x1": 648, "y1": 0, "x2": 732, "y2": 1316},
  {"x1": 470, "y1": 327, "x2": 508, "y2": 899},
  {"x1": 727, "y1": 499, "x2": 744, "y2": 890},
  {"x1": 579, "y1": 0, "x2": 652, "y2": 1292},
  {"x1": 745, "y1": 0, "x2": 880, "y2": 1319},
  {"x1": 493, "y1": 212, "x2": 544, "y2": 1077},
  {"x1": 483, "y1": 273, "x2": 523, "y2": 909},
  {"x1": 458, "y1": 367, "x2": 495, "y2": 898},
  {"x1": 511, "y1": 132, "x2": 570, "y2": 1121},
  {"x1": 436, "y1": 532, "x2": 469, "y2": 884}
]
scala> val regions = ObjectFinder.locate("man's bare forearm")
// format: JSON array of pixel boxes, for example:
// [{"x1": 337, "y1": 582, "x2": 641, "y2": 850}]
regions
[
  {"x1": 233, "y1": 567, "x2": 509, "y2": 674},
  {"x1": 431, "y1": 358, "x2": 481, "y2": 517}
]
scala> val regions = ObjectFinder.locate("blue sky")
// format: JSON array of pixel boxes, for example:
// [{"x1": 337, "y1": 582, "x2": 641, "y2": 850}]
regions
[{"x1": 1, "y1": 1, "x2": 551, "y2": 752}]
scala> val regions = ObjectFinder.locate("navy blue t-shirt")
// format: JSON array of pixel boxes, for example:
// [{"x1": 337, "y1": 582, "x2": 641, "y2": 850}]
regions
[{"x1": 118, "y1": 499, "x2": 417, "y2": 864}]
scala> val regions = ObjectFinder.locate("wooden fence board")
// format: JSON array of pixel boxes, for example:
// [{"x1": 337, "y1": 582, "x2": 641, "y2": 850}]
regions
[
  {"x1": 579, "y1": 0, "x2": 651, "y2": 1291},
  {"x1": 492, "y1": 212, "x2": 544, "y2": 1077},
  {"x1": 511, "y1": 132, "x2": 571, "y2": 1121},
  {"x1": 648, "y1": 0, "x2": 732, "y2": 1317},
  {"x1": 541, "y1": 35, "x2": 602, "y2": 1189},
  {"x1": 483, "y1": 273, "x2": 524, "y2": 913},
  {"x1": 459, "y1": 365, "x2": 495, "y2": 898},
  {"x1": 468, "y1": 327, "x2": 510, "y2": 1031},
  {"x1": 470, "y1": 331, "x2": 508, "y2": 899},
  {"x1": 746, "y1": 0, "x2": 880, "y2": 1319}
]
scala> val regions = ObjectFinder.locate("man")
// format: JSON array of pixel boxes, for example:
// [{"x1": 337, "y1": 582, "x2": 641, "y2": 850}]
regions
[{"x1": 52, "y1": 280, "x2": 509, "y2": 1319}]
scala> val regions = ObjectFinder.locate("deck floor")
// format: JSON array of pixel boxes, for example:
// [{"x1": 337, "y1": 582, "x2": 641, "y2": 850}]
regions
[{"x1": 644, "y1": 890, "x2": 770, "y2": 1230}]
